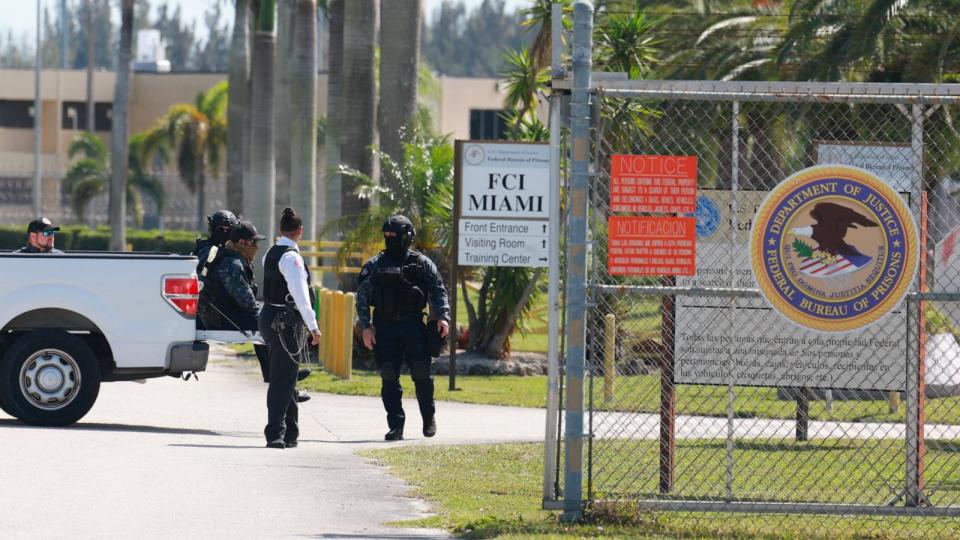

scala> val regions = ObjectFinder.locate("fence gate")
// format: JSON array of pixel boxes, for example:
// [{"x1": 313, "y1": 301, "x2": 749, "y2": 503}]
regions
[{"x1": 550, "y1": 74, "x2": 960, "y2": 536}]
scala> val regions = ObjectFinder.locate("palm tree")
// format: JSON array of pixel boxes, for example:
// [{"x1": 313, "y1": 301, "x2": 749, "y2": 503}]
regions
[
  {"x1": 227, "y1": 0, "x2": 251, "y2": 213},
  {"x1": 340, "y1": 0, "x2": 376, "y2": 220},
  {"x1": 274, "y1": 0, "x2": 294, "y2": 215},
  {"x1": 779, "y1": 0, "x2": 960, "y2": 83},
  {"x1": 499, "y1": 47, "x2": 549, "y2": 137},
  {"x1": 62, "y1": 132, "x2": 164, "y2": 227},
  {"x1": 378, "y1": 0, "x2": 421, "y2": 193},
  {"x1": 325, "y1": 0, "x2": 344, "y2": 252},
  {"x1": 109, "y1": 0, "x2": 134, "y2": 250},
  {"x1": 635, "y1": 0, "x2": 783, "y2": 81},
  {"x1": 595, "y1": 12, "x2": 659, "y2": 78},
  {"x1": 247, "y1": 0, "x2": 277, "y2": 269},
  {"x1": 291, "y1": 0, "x2": 318, "y2": 241},
  {"x1": 519, "y1": 0, "x2": 572, "y2": 73},
  {"x1": 142, "y1": 83, "x2": 228, "y2": 229},
  {"x1": 331, "y1": 132, "x2": 454, "y2": 270}
]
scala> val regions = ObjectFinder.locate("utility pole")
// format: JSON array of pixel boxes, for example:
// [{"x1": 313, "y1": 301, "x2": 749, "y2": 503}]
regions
[
  {"x1": 33, "y1": 0, "x2": 43, "y2": 217},
  {"x1": 60, "y1": 0, "x2": 68, "y2": 69},
  {"x1": 86, "y1": 0, "x2": 95, "y2": 132}
]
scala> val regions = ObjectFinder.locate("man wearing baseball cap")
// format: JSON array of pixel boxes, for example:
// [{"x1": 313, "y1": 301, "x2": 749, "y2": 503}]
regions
[
  {"x1": 200, "y1": 220, "x2": 266, "y2": 331},
  {"x1": 14, "y1": 218, "x2": 64, "y2": 254}
]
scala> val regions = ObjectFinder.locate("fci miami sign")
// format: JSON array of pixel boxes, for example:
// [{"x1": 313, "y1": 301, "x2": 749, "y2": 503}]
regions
[{"x1": 750, "y1": 165, "x2": 919, "y2": 333}]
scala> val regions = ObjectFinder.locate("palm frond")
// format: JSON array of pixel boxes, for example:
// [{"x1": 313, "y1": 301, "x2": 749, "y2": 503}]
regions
[{"x1": 67, "y1": 132, "x2": 108, "y2": 164}]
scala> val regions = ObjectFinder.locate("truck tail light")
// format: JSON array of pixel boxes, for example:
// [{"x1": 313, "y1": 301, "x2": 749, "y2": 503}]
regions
[{"x1": 163, "y1": 275, "x2": 199, "y2": 318}]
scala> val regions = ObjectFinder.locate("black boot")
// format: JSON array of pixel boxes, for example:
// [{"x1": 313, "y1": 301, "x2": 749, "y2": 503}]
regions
[
  {"x1": 295, "y1": 390, "x2": 311, "y2": 403},
  {"x1": 297, "y1": 368, "x2": 311, "y2": 381},
  {"x1": 423, "y1": 416, "x2": 436, "y2": 438},
  {"x1": 384, "y1": 427, "x2": 404, "y2": 441}
]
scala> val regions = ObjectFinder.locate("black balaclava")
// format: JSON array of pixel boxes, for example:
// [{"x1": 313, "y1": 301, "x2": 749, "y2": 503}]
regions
[
  {"x1": 207, "y1": 210, "x2": 238, "y2": 246},
  {"x1": 382, "y1": 215, "x2": 415, "y2": 262}
]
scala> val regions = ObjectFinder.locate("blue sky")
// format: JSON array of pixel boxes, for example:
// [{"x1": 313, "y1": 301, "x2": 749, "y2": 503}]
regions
[{"x1": 2, "y1": 0, "x2": 532, "y2": 42}]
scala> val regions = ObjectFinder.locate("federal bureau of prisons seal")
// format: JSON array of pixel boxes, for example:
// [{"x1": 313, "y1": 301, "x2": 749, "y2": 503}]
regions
[{"x1": 750, "y1": 165, "x2": 918, "y2": 332}]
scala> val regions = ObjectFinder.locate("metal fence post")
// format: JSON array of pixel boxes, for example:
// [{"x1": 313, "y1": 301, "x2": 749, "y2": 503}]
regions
[
  {"x1": 543, "y1": 0, "x2": 565, "y2": 504},
  {"x1": 905, "y1": 103, "x2": 927, "y2": 507},
  {"x1": 562, "y1": 0, "x2": 593, "y2": 523}
]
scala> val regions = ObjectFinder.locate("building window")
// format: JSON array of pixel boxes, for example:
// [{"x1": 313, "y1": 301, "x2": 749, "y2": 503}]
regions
[
  {"x1": 0, "y1": 100, "x2": 35, "y2": 129},
  {"x1": 0, "y1": 177, "x2": 33, "y2": 205},
  {"x1": 61, "y1": 102, "x2": 112, "y2": 132},
  {"x1": 470, "y1": 109, "x2": 508, "y2": 140}
]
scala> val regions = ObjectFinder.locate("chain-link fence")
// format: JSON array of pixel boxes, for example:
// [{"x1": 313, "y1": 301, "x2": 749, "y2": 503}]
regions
[{"x1": 553, "y1": 79, "x2": 960, "y2": 536}]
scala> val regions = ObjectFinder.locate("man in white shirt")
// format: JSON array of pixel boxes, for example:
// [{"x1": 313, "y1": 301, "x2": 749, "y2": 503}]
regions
[{"x1": 258, "y1": 208, "x2": 321, "y2": 449}]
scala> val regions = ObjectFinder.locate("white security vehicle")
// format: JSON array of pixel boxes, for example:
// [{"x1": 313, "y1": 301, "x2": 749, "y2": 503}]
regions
[{"x1": 0, "y1": 252, "x2": 208, "y2": 426}]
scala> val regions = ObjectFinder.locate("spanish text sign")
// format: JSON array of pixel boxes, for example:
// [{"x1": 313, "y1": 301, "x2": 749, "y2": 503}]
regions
[
  {"x1": 610, "y1": 154, "x2": 698, "y2": 214},
  {"x1": 460, "y1": 143, "x2": 550, "y2": 219},
  {"x1": 608, "y1": 216, "x2": 696, "y2": 276}
]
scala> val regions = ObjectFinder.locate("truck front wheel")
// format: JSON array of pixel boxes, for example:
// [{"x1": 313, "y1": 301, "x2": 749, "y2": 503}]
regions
[{"x1": 0, "y1": 331, "x2": 101, "y2": 427}]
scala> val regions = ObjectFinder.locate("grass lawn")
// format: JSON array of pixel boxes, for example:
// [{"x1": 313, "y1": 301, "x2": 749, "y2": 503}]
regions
[
  {"x1": 298, "y1": 367, "x2": 960, "y2": 425},
  {"x1": 364, "y1": 440, "x2": 960, "y2": 539}
]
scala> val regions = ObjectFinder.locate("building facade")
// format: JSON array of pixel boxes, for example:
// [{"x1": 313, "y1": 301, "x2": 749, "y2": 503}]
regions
[{"x1": 0, "y1": 69, "x2": 510, "y2": 230}]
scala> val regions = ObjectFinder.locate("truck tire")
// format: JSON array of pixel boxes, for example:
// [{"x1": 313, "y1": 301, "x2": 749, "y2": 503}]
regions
[{"x1": 0, "y1": 330, "x2": 101, "y2": 427}]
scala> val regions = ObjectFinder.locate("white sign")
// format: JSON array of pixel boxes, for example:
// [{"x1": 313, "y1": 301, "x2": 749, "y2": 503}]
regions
[
  {"x1": 674, "y1": 190, "x2": 906, "y2": 391},
  {"x1": 460, "y1": 143, "x2": 550, "y2": 219},
  {"x1": 458, "y1": 219, "x2": 549, "y2": 267},
  {"x1": 815, "y1": 142, "x2": 915, "y2": 192}
]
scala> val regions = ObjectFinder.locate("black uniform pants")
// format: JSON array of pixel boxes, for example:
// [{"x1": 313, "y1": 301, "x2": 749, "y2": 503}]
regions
[
  {"x1": 373, "y1": 318, "x2": 434, "y2": 430},
  {"x1": 259, "y1": 304, "x2": 299, "y2": 443}
]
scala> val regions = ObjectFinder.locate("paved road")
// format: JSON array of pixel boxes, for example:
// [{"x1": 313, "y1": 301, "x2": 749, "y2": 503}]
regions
[
  {"x1": 0, "y1": 348, "x2": 545, "y2": 540},
  {"x1": 5, "y1": 346, "x2": 952, "y2": 539}
]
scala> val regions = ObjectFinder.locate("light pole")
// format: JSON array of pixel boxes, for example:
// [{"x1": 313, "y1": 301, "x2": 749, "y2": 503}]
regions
[{"x1": 33, "y1": 0, "x2": 43, "y2": 218}]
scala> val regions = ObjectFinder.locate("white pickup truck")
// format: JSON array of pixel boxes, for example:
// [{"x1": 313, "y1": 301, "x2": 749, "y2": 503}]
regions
[{"x1": 0, "y1": 251, "x2": 212, "y2": 426}]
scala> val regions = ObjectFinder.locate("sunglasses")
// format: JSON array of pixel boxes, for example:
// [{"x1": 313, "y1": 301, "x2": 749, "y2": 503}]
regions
[{"x1": 41, "y1": 230, "x2": 56, "y2": 237}]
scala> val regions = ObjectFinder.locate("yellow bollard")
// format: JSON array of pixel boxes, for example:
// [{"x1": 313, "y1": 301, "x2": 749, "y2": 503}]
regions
[
  {"x1": 322, "y1": 289, "x2": 333, "y2": 371},
  {"x1": 604, "y1": 313, "x2": 616, "y2": 403},
  {"x1": 343, "y1": 292, "x2": 356, "y2": 380},
  {"x1": 333, "y1": 291, "x2": 346, "y2": 378},
  {"x1": 888, "y1": 391, "x2": 901, "y2": 414}
]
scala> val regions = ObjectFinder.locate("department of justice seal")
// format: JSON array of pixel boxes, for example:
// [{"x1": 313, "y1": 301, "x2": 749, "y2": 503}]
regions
[
  {"x1": 694, "y1": 195, "x2": 721, "y2": 238},
  {"x1": 750, "y1": 165, "x2": 918, "y2": 332}
]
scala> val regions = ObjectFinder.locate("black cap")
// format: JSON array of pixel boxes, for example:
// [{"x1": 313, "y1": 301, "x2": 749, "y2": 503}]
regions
[
  {"x1": 27, "y1": 217, "x2": 60, "y2": 234},
  {"x1": 230, "y1": 220, "x2": 266, "y2": 242}
]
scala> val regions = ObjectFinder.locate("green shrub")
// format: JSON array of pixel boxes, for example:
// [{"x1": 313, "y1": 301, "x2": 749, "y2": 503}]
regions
[{"x1": 0, "y1": 226, "x2": 200, "y2": 255}]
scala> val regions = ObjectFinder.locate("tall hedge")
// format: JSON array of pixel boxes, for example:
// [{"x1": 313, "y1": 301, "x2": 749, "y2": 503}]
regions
[{"x1": 0, "y1": 226, "x2": 200, "y2": 254}]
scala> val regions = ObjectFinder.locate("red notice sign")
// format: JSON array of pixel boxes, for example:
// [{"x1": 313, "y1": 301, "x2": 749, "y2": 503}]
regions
[
  {"x1": 610, "y1": 155, "x2": 698, "y2": 214},
  {"x1": 608, "y1": 216, "x2": 696, "y2": 276}
]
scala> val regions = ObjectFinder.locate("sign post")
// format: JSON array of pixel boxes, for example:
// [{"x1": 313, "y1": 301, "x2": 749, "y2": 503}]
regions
[{"x1": 452, "y1": 141, "x2": 552, "y2": 390}]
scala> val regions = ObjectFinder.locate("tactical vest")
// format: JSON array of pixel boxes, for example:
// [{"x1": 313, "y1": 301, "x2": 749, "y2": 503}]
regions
[
  {"x1": 373, "y1": 251, "x2": 427, "y2": 320},
  {"x1": 200, "y1": 249, "x2": 256, "y2": 329},
  {"x1": 263, "y1": 244, "x2": 313, "y2": 304}
]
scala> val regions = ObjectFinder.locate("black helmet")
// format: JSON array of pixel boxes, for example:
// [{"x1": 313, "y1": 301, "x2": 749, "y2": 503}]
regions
[
  {"x1": 383, "y1": 215, "x2": 415, "y2": 260},
  {"x1": 382, "y1": 215, "x2": 415, "y2": 237},
  {"x1": 207, "y1": 210, "x2": 238, "y2": 245}
]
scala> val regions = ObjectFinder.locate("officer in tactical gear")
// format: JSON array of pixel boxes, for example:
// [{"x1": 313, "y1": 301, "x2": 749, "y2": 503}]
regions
[
  {"x1": 193, "y1": 210, "x2": 239, "y2": 277},
  {"x1": 356, "y1": 215, "x2": 450, "y2": 441},
  {"x1": 259, "y1": 208, "x2": 321, "y2": 449},
  {"x1": 14, "y1": 218, "x2": 64, "y2": 254}
]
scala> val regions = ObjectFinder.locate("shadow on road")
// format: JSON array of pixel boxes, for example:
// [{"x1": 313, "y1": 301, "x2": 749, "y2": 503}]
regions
[
  {"x1": 168, "y1": 443, "x2": 265, "y2": 449},
  {"x1": 0, "y1": 418, "x2": 220, "y2": 436},
  {"x1": 313, "y1": 534, "x2": 448, "y2": 539}
]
